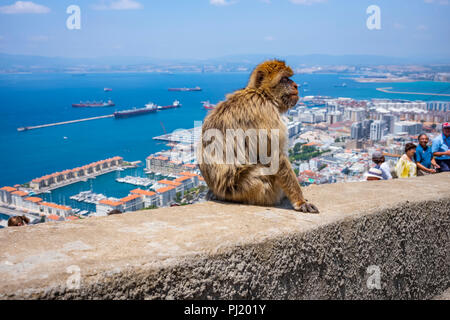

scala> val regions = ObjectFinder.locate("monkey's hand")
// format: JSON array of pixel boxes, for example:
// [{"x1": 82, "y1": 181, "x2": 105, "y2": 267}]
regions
[{"x1": 293, "y1": 200, "x2": 319, "y2": 214}]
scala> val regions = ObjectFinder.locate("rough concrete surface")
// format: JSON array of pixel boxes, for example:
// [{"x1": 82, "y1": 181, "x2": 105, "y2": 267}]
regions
[{"x1": 0, "y1": 173, "x2": 449, "y2": 300}]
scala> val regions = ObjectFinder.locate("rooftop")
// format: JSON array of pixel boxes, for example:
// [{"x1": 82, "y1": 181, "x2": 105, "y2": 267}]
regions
[{"x1": 130, "y1": 189, "x2": 157, "y2": 197}]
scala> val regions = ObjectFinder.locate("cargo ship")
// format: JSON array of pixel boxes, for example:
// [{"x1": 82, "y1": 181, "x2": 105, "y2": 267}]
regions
[
  {"x1": 72, "y1": 100, "x2": 115, "y2": 108},
  {"x1": 158, "y1": 100, "x2": 181, "y2": 110},
  {"x1": 168, "y1": 86, "x2": 202, "y2": 92},
  {"x1": 202, "y1": 101, "x2": 216, "y2": 110},
  {"x1": 114, "y1": 103, "x2": 158, "y2": 119}
]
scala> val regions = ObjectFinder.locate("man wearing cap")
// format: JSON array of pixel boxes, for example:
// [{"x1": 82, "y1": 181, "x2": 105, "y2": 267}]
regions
[
  {"x1": 372, "y1": 151, "x2": 392, "y2": 180},
  {"x1": 415, "y1": 133, "x2": 439, "y2": 175},
  {"x1": 431, "y1": 123, "x2": 450, "y2": 172},
  {"x1": 366, "y1": 167, "x2": 383, "y2": 181}
]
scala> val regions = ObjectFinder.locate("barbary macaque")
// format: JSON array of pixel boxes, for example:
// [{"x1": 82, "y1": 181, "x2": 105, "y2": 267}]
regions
[{"x1": 199, "y1": 60, "x2": 319, "y2": 213}]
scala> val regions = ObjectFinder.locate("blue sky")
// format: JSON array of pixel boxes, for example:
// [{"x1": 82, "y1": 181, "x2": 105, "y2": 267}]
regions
[{"x1": 0, "y1": 0, "x2": 449, "y2": 59}]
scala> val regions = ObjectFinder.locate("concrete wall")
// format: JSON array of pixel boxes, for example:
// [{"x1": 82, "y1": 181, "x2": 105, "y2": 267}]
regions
[{"x1": 0, "y1": 173, "x2": 449, "y2": 300}]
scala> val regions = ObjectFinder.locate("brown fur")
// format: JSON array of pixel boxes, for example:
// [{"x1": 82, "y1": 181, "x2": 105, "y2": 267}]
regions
[
  {"x1": 8, "y1": 215, "x2": 30, "y2": 227},
  {"x1": 199, "y1": 60, "x2": 319, "y2": 213}
]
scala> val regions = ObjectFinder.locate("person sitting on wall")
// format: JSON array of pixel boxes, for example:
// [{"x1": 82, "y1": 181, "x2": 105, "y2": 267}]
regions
[
  {"x1": 8, "y1": 215, "x2": 30, "y2": 227},
  {"x1": 395, "y1": 143, "x2": 417, "y2": 178},
  {"x1": 371, "y1": 151, "x2": 392, "y2": 180},
  {"x1": 431, "y1": 123, "x2": 450, "y2": 173},
  {"x1": 415, "y1": 133, "x2": 439, "y2": 175},
  {"x1": 366, "y1": 167, "x2": 384, "y2": 181}
]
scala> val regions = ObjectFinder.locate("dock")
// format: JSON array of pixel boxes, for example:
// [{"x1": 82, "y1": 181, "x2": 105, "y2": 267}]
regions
[{"x1": 18, "y1": 114, "x2": 114, "y2": 132}]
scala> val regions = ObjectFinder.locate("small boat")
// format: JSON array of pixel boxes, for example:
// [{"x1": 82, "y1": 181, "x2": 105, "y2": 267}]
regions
[
  {"x1": 104, "y1": 88, "x2": 113, "y2": 92},
  {"x1": 72, "y1": 100, "x2": 115, "y2": 108},
  {"x1": 158, "y1": 100, "x2": 181, "y2": 110},
  {"x1": 202, "y1": 101, "x2": 216, "y2": 110}
]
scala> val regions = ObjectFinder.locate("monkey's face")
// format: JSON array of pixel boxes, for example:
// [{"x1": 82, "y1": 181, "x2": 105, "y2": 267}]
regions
[{"x1": 273, "y1": 76, "x2": 299, "y2": 112}]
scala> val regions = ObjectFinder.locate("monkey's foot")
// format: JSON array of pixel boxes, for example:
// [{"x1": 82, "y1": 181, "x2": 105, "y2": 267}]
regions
[
  {"x1": 206, "y1": 190, "x2": 220, "y2": 201},
  {"x1": 293, "y1": 200, "x2": 320, "y2": 214}
]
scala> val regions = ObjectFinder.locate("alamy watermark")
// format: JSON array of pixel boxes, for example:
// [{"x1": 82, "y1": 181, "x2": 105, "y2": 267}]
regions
[
  {"x1": 366, "y1": 5, "x2": 381, "y2": 30},
  {"x1": 66, "y1": 265, "x2": 81, "y2": 290},
  {"x1": 66, "y1": 5, "x2": 81, "y2": 30},
  {"x1": 167, "y1": 121, "x2": 281, "y2": 176},
  {"x1": 366, "y1": 265, "x2": 381, "y2": 290}
]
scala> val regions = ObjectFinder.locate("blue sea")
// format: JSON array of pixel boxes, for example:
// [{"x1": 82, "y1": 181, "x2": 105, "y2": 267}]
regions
[{"x1": 0, "y1": 72, "x2": 449, "y2": 211}]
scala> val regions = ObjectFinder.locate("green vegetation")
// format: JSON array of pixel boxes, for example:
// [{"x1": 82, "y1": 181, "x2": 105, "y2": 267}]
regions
[
  {"x1": 289, "y1": 143, "x2": 328, "y2": 162},
  {"x1": 318, "y1": 164, "x2": 328, "y2": 171},
  {"x1": 139, "y1": 205, "x2": 158, "y2": 211}
]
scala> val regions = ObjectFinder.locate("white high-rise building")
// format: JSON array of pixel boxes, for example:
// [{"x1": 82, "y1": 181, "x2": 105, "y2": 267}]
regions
[{"x1": 370, "y1": 120, "x2": 384, "y2": 141}]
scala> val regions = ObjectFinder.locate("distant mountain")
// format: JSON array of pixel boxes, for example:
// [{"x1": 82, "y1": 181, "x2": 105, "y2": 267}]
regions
[
  {"x1": 0, "y1": 52, "x2": 448, "y2": 71},
  {"x1": 213, "y1": 54, "x2": 450, "y2": 66}
]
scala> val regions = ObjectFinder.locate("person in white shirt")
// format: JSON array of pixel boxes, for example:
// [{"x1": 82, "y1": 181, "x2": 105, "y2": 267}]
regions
[{"x1": 371, "y1": 151, "x2": 392, "y2": 180}]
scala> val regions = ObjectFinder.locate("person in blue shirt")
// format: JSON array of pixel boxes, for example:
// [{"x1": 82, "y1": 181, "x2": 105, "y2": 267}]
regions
[
  {"x1": 431, "y1": 123, "x2": 450, "y2": 172},
  {"x1": 415, "y1": 133, "x2": 439, "y2": 175}
]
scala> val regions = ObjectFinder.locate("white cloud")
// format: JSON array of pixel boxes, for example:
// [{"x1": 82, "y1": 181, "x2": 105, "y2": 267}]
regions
[
  {"x1": 93, "y1": 0, "x2": 143, "y2": 11},
  {"x1": 424, "y1": 0, "x2": 449, "y2": 4},
  {"x1": 0, "y1": 1, "x2": 50, "y2": 14},
  {"x1": 289, "y1": 0, "x2": 327, "y2": 5},
  {"x1": 264, "y1": 35, "x2": 275, "y2": 41},
  {"x1": 210, "y1": 0, "x2": 235, "y2": 6}
]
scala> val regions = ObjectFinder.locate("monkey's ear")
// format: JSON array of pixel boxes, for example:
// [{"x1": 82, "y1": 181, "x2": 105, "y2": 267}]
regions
[{"x1": 248, "y1": 70, "x2": 265, "y2": 89}]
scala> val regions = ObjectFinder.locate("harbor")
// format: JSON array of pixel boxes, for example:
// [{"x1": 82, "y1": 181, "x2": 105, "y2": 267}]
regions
[
  {"x1": 17, "y1": 100, "x2": 182, "y2": 131},
  {"x1": 116, "y1": 176, "x2": 154, "y2": 187},
  {"x1": 70, "y1": 191, "x2": 107, "y2": 204},
  {"x1": 17, "y1": 114, "x2": 114, "y2": 132}
]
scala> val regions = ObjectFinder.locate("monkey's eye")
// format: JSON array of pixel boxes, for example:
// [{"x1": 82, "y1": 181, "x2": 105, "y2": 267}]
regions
[{"x1": 280, "y1": 77, "x2": 289, "y2": 83}]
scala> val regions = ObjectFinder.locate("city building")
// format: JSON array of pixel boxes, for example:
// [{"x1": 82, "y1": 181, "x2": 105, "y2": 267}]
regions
[
  {"x1": 130, "y1": 189, "x2": 159, "y2": 208},
  {"x1": 427, "y1": 101, "x2": 450, "y2": 112},
  {"x1": 370, "y1": 120, "x2": 384, "y2": 141},
  {"x1": 156, "y1": 186, "x2": 177, "y2": 207},
  {"x1": 0, "y1": 186, "x2": 17, "y2": 204},
  {"x1": 394, "y1": 121, "x2": 423, "y2": 136},
  {"x1": 97, "y1": 199, "x2": 124, "y2": 217},
  {"x1": 120, "y1": 194, "x2": 144, "y2": 213},
  {"x1": 10, "y1": 190, "x2": 29, "y2": 208},
  {"x1": 30, "y1": 157, "x2": 123, "y2": 191},
  {"x1": 40, "y1": 202, "x2": 73, "y2": 217},
  {"x1": 351, "y1": 122, "x2": 363, "y2": 140}
]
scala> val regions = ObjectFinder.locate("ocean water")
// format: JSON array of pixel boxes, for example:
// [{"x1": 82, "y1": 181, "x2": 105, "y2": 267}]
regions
[{"x1": 0, "y1": 72, "x2": 449, "y2": 211}]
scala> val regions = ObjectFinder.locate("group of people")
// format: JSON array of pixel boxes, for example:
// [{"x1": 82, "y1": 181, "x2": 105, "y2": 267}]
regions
[{"x1": 366, "y1": 122, "x2": 450, "y2": 180}]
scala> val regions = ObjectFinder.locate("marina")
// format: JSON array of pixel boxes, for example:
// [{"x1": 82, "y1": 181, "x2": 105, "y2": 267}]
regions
[
  {"x1": 70, "y1": 191, "x2": 107, "y2": 204},
  {"x1": 116, "y1": 176, "x2": 154, "y2": 187}
]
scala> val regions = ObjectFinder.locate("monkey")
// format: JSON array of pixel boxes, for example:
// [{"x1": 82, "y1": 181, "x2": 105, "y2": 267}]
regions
[
  {"x1": 198, "y1": 60, "x2": 319, "y2": 213},
  {"x1": 8, "y1": 215, "x2": 30, "y2": 227},
  {"x1": 107, "y1": 209, "x2": 122, "y2": 216}
]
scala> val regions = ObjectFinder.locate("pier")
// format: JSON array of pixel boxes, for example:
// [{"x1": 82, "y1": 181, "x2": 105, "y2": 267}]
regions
[
  {"x1": 18, "y1": 114, "x2": 114, "y2": 132},
  {"x1": 376, "y1": 87, "x2": 450, "y2": 97}
]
